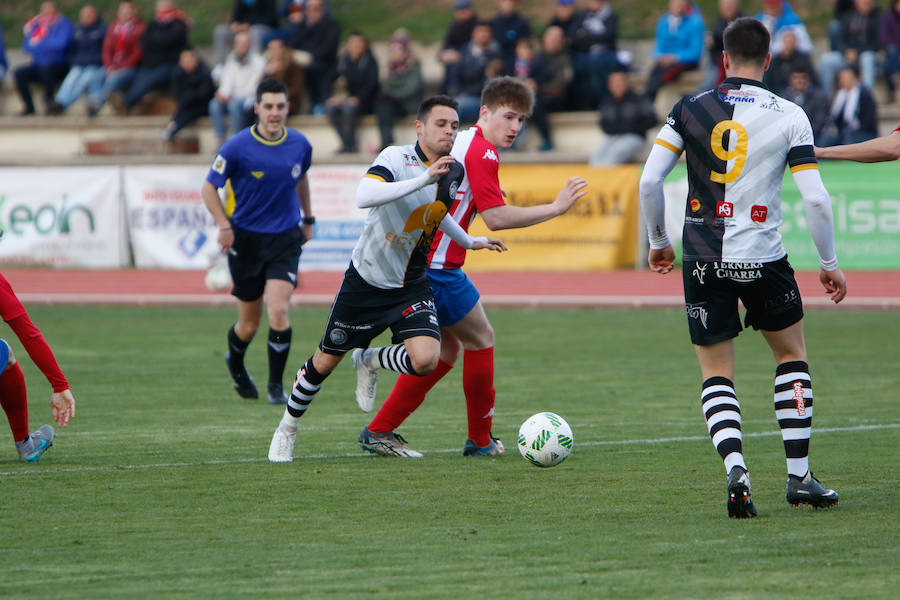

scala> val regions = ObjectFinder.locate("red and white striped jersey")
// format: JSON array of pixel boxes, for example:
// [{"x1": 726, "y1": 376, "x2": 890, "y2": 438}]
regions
[{"x1": 427, "y1": 126, "x2": 506, "y2": 270}]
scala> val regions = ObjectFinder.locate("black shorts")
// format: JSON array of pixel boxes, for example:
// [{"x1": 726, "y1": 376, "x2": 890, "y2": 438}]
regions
[
  {"x1": 228, "y1": 225, "x2": 304, "y2": 301},
  {"x1": 319, "y1": 264, "x2": 441, "y2": 356},
  {"x1": 682, "y1": 256, "x2": 804, "y2": 346}
]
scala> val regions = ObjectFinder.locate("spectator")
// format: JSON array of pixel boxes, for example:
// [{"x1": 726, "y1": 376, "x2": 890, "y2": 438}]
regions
[
  {"x1": 819, "y1": 0, "x2": 881, "y2": 96},
  {"x1": 52, "y1": 4, "x2": 107, "y2": 115},
  {"x1": 263, "y1": 37, "x2": 305, "y2": 114},
  {"x1": 209, "y1": 31, "x2": 266, "y2": 146},
  {"x1": 882, "y1": 0, "x2": 900, "y2": 102},
  {"x1": 538, "y1": 25, "x2": 573, "y2": 115},
  {"x1": 763, "y1": 30, "x2": 820, "y2": 95},
  {"x1": 821, "y1": 65, "x2": 878, "y2": 147},
  {"x1": 645, "y1": 0, "x2": 705, "y2": 101},
  {"x1": 374, "y1": 30, "x2": 424, "y2": 150},
  {"x1": 454, "y1": 21, "x2": 502, "y2": 123},
  {"x1": 288, "y1": 0, "x2": 340, "y2": 115},
  {"x1": 439, "y1": 0, "x2": 479, "y2": 95},
  {"x1": 569, "y1": 0, "x2": 620, "y2": 109},
  {"x1": 547, "y1": 0, "x2": 577, "y2": 39},
  {"x1": 782, "y1": 66, "x2": 830, "y2": 143},
  {"x1": 212, "y1": 0, "x2": 277, "y2": 67},
  {"x1": 326, "y1": 31, "x2": 379, "y2": 153},
  {"x1": 512, "y1": 38, "x2": 553, "y2": 151},
  {"x1": 698, "y1": 0, "x2": 741, "y2": 91},
  {"x1": 164, "y1": 48, "x2": 214, "y2": 142},
  {"x1": 490, "y1": 0, "x2": 531, "y2": 74},
  {"x1": 99, "y1": 1, "x2": 145, "y2": 116},
  {"x1": 14, "y1": 1, "x2": 73, "y2": 116},
  {"x1": 0, "y1": 27, "x2": 8, "y2": 85},
  {"x1": 829, "y1": 0, "x2": 856, "y2": 50},
  {"x1": 262, "y1": 0, "x2": 304, "y2": 48},
  {"x1": 756, "y1": 0, "x2": 813, "y2": 55},
  {"x1": 591, "y1": 70, "x2": 657, "y2": 165},
  {"x1": 122, "y1": 0, "x2": 189, "y2": 112}
]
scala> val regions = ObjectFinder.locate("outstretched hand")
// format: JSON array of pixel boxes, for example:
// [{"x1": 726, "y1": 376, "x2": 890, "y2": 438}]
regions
[
  {"x1": 427, "y1": 156, "x2": 456, "y2": 179},
  {"x1": 472, "y1": 237, "x2": 507, "y2": 252},
  {"x1": 820, "y1": 267, "x2": 847, "y2": 304},
  {"x1": 648, "y1": 246, "x2": 675, "y2": 274},
  {"x1": 553, "y1": 177, "x2": 589, "y2": 215},
  {"x1": 51, "y1": 388, "x2": 76, "y2": 427}
]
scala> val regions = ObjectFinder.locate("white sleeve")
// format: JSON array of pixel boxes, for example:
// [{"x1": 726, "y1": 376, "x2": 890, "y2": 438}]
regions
[
  {"x1": 791, "y1": 168, "x2": 839, "y2": 270},
  {"x1": 355, "y1": 171, "x2": 434, "y2": 209},
  {"x1": 437, "y1": 213, "x2": 485, "y2": 249},
  {"x1": 639, "y1": 141, "x2": 681, "y2": 249}
]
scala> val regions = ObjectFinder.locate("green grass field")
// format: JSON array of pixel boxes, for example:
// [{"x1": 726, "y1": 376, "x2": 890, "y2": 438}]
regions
[{"x1": 0, "y1": 304, "x2": 897, "y2": 598}]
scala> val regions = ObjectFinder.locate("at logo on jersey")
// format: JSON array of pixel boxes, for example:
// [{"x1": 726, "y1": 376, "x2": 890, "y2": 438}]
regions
[
  {"x1": 403, "y1": 201, "x2": 448, "y2": 236},
  {"x1": 716, "y1": 201, "x2": 734, "y2": 218},
  {"x1": 482, "y1": 149, "x2": 499, "y2": 162},
  {"x1": 750, "y1": 205, "x2": 768, "y2": 222}
]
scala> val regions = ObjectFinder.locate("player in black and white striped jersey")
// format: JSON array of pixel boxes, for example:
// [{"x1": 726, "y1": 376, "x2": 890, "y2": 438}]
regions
[{"x1": 639, "y1": 17, "x2": 847, "y2": 518}]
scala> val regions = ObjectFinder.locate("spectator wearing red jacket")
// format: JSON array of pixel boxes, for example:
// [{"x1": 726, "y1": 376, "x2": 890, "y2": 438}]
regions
[{"x1": 99, "y1": 1, "x2": 145, "y2": 115}]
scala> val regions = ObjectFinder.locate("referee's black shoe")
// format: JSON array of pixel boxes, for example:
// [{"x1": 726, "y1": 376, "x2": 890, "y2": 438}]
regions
[
  {"x1": 226, "y1": 352, "x2": 258, "y2": 399},
  {"x1": 786, "y1": 472, "x2": 839, "y2": 508},
  {"x1": 727, "y1": 466, "x2": 758, "y2": 519},
  {"x1": 267, "y1": 382, "x2": 289, "y2": 405}
]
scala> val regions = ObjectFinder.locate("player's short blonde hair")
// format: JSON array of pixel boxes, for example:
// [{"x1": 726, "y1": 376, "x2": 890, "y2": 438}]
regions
[{"x1": 480, "y1": 76, "x2": 534, "y2": 116}]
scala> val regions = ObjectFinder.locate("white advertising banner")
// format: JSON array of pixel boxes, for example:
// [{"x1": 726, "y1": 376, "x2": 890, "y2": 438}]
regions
[
  {"x1": 123, "y1": 165, "x2": 219, "y2": 269},
  {"x1": 304, "y1": 164, "x2": 368, "y2": 271},
  {"x1": 0, "y1": 166, "x2": 126, "y2": 267}
]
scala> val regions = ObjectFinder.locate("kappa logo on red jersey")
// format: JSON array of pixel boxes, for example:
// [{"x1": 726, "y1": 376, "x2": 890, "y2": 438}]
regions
[
  {"x1": 716, "y1": 201, "x2": 733, "y2": 218},
  {"x1": 482, "y1": 149, "x2": 499, "y2": 162},
  {"x1": 750, "y1": 205, "x2": 768, "y2": 222}
]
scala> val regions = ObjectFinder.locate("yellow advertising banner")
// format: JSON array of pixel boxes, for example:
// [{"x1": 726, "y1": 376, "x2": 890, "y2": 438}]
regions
[{"x1": 464, "y1": 164, "x2": 640, "y2": 271}]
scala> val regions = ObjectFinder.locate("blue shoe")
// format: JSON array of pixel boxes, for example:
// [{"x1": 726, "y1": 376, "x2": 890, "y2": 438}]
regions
[
  {"x1": 462, "y1": 434, "x2": 504, "y2": 456},
  {"x1": 539, "y1": 140, "x2": 554, "y2": 152},
  {"x1": 17, "y1": 425, "x2": 55, "y2": 462}
]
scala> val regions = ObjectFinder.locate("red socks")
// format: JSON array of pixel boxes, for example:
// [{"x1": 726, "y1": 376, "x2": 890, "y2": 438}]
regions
[
  {"x1": 0, "y1": 362, "x2": 29, "y2": 442},
  {"x1": 463, "y1": 347, "x2": 495, "y2": 447},
  {"x1": 368, "y1": 359, "x2": 453, "y2": 433}
]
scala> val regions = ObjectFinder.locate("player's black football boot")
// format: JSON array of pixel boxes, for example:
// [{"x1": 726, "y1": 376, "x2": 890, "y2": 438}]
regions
[
  {"x1": 727, "y1": 466, "x2": 758, "y2": 519},
  {"x1": 786, "y1": 472, "x2": 839, "y2": 508},
  {"x1": 226, "y1": 351, "x2": 258, "y2": 399}
]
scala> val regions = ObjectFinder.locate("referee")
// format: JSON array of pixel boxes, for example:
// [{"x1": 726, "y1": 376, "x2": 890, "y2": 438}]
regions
[{"x1": 202, "y1": 78, "x2": 315, "y2": 405}]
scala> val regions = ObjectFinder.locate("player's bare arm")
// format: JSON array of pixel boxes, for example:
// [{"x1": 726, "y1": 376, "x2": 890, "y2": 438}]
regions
[
  {"x1": 815, "y1": 130, "x2": 900, "y2": 163},
  {"x1": 201, "y1": 181, "x2": 235, "y2": 253},
  {"x1": 479, "y1": 177, "x2": 588, "y2": 230}
]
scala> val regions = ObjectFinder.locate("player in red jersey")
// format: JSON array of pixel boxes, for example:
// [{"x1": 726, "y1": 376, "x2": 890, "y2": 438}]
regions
[
  {"x1": 0, "y1": 271, "x2": 76, "y2": 461},
  {"x1": 815, "y1": 123, "x2": 900, "y2": 162},
  {"x1": 357, "y1": 76, "x2": 588, "y2": 457}
]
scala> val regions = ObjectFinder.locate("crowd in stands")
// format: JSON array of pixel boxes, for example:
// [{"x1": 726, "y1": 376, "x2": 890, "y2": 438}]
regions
[{"x1": 2, "y1": 0, "x2": 900, "y2": 158}]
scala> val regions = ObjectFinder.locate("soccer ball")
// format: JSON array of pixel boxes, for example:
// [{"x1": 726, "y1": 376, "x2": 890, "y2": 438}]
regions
[
  {"x1": 517, "y1": 412, "x2": 573, "y2": 467},
  {"x1": 204, "y1": 265, "x2": 232, "y2": 292}
]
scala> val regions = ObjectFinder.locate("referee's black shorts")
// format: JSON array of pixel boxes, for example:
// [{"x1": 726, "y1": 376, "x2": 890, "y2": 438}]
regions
[
  {"x1": 228, "y1": 224, "x2": 304, "y2": 301},
  {"x1": 682, "y1": 256, "x2": 804, "y2": 346}
]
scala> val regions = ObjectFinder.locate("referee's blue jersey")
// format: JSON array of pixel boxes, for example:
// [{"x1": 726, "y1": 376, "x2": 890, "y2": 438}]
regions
[{"x1": 206, "y1": 125, "x2": 313, "y2": 234}]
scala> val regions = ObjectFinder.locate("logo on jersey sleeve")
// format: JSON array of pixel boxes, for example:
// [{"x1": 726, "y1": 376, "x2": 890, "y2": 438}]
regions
[
  {"x1": 291, "y1": 164, "x2": 302, "y2": 178},
  {"x1": 212, "y1": 155, "x2": 227, "y2": 174},
  {"x1": 716, "y1": 201, "x2": 734, "y2": 218},
  {"x1": 251, "y1": 171, "x2": 264, "y2": 179},
  {"x1": 750, "y1": 205, "x2": 768, "y2": 222},
  {"x1": 482, "y1": 149, "x2": 499, "y2": 162}
]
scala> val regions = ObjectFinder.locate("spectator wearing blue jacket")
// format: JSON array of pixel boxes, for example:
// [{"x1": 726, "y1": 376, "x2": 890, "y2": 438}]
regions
[
  {"x1": 756, "y1": 0, "x2": 813, "y2": 55},
  {"x1": 52, "y1": 4, "x2": 107, "y2": 115},
  {"x1": 14, "y1": 1, "x2": 74, "y2": 116},
  {"x1": 645, "y1": 0, "x2": 705, "y2": 101}
]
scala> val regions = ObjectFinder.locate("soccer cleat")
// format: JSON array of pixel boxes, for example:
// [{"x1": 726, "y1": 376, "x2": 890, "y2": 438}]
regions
[
  {"x1": 226, "y1": 351, "x2": 258, "y2": 399},
  {"x1": 351, "y1": 349, "x2": 378, "y2": 413},
  {"x1": 463, "y1": 434, "x2": 505, "y2": 457},
  {"x1": 726, "y1": 466, "x2": 758, "y2": 519},
  {"x1": 786, "y1": 472, "x2": 839, "y2": 508},
  {"x1": 268, "y1": 424, "x2": 297, "y2": 463},
  {"x1": 267, "y1": 382, "x2": 288, "y2": 405},
  {"x1": 358, "y1": 427, "x2": 423, "y2": 458},
  {"x1": 17, "y1": 425, "x2": 55, "y2": 462}
]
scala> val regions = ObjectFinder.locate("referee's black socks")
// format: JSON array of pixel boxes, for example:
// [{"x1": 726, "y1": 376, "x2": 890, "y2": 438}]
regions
[
  {"x1": 227, "y1": 325, "x2": 250, "y2": 368},
  {"x1": 267, "y1": 327, "x2": 292, "y2": 387}
]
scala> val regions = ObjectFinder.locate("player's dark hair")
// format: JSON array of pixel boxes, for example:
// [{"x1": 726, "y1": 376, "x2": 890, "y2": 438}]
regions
[
  {"x1": 256, "y1": 78, "x2": 289, "y2": 102},
  {"x1": 839, "y1": 63, "x2": 861, "y2": 79},
  {"x1": 723, "y1": 17, "x2": 771, "y2": 67},
  {"x1": 417, "y1": 95, "x2": 459, "y2": 122},
  {"x1": 480, "y1": 76, "x2": 534, "y2": 116}
]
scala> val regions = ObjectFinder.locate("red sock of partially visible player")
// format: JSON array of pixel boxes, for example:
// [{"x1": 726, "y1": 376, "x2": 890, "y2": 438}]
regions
[
  {"x1": 463, "y1": 347, "x2": 495, "y2": 448},
  {"x1": 368, "y1": 360, "x2": 454, "y2": 433},
  {"x1": 0, "y1": 363, "x2": 29, "y2": 443}
]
